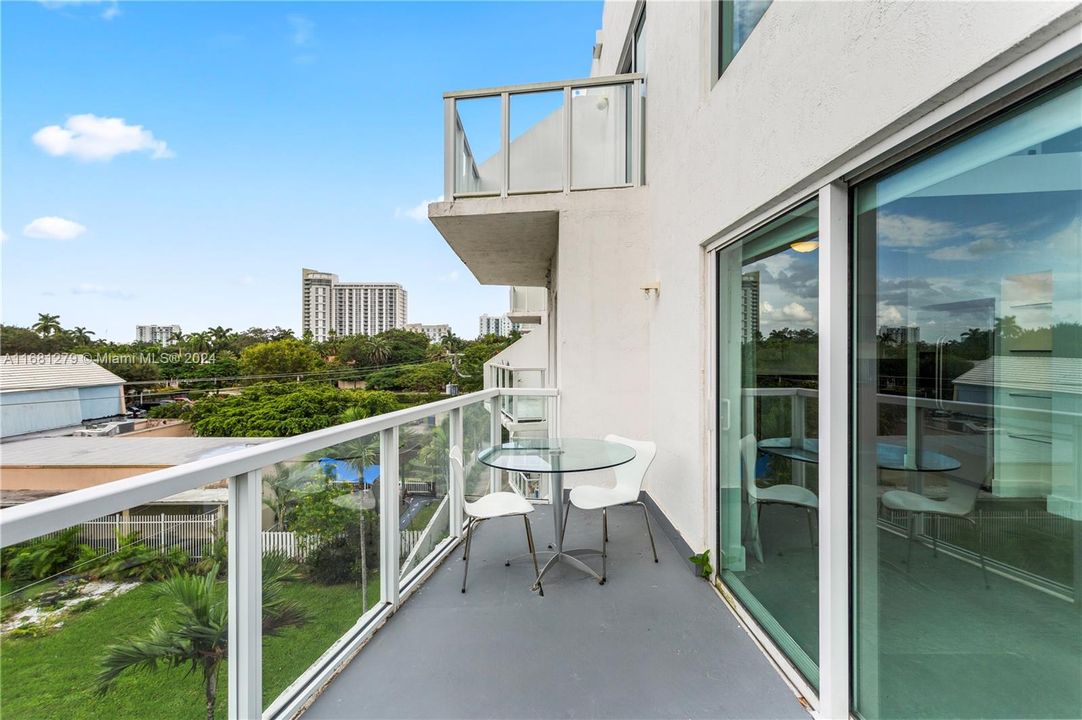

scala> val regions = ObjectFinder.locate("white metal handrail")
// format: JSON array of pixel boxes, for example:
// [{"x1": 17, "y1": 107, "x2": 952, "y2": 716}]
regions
[{"x1": 0, "y1": 387, "x2": 559, "y2": 720}]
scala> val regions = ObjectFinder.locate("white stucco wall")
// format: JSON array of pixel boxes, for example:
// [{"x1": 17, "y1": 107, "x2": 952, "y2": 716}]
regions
[{"x1": 563, "y1": 0, "x2": 1082, "y2": 548}]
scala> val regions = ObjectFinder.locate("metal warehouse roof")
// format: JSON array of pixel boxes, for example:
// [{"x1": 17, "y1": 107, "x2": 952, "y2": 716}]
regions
[
  {"x1": 953, "y1": 356, "x2": 1082, "y2": 395},
  {"x1": 0, "y1": 436, "x2": 276, "y2": 467},
  {"x1": 0, "y1": 354, "x2": 125, "y2": 393}
]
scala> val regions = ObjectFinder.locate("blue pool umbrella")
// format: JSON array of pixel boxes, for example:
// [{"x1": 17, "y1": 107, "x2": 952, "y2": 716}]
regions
[{"x1": 318, "y1": 457, "x2": 379, "y2": 486}]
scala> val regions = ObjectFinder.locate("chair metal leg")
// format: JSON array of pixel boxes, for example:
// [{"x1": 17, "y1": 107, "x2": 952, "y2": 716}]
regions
[
  {"x1": 748, "y1": 499, "x2": 764, "y2": 563},
  {"x1": 636, "y1": 501, "x2": 659, "y2": 563},
  {"x1": 461, "y1": 518, "x2": 477, "y2": 593},
  {"x1": 559, "y1": 500, "x2": 570, "y2": 547},
  {"x1": 524, "y1": 515, "x2": 543, "y2": 596},
  {"x1": 974, "y1": 512, "x2": 989, "y2": 589},
  {"x1": 932, "y1": 514, "x2": 939, "y2": 558},
  {"x1": 905, "y1": 512, "x2": 916, "y2": 570},
  {"x1": 601, "y1": 507, "x2": 608, "y2": 584}
]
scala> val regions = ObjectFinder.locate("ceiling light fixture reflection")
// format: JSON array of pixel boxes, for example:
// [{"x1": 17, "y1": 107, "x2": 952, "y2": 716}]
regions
[{"x1": 790, "y1": 240, "x2": 820, "y2": 253}]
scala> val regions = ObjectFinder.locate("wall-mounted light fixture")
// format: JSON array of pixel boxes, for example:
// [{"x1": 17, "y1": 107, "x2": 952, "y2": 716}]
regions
[
  {"x1": 641, "y1": 281, "x2": 660, "y2": 299},
  {"x1": 790, "y1": 239, "x2": 820, "y2": 253}
]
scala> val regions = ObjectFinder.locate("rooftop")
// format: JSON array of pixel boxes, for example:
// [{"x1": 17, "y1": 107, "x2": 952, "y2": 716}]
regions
[
  {"x1": 0, "y1": 436, "x2": 275, "y2": 467},
  {"x1": 0, "y1": 354, "x2": 125, "y2": 393}
]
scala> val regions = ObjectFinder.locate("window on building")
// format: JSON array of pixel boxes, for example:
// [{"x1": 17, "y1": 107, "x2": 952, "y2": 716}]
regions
[
  {"x1": 718, "y1": 0, "x2": 772, "y2": 76},
  {"x1": 852, "y1": 76, "x2": 1081, "y2": 719}
]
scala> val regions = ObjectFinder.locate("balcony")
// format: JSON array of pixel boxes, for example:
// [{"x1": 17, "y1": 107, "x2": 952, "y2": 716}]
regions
[
  {"x1": 0, "y1": 389, "x2": 806, "y2": 720},
  {"x1": 507, "y1": 285, "x2": 547, "y2": 325},
  {"x1": 431, "y1": 75, "x2": 644, "y2": 286}
]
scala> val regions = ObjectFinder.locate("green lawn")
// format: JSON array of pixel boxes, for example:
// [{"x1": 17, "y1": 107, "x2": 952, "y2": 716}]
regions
[{"x1": 0, "y1": 576, "x2": 381, "y2": 719}]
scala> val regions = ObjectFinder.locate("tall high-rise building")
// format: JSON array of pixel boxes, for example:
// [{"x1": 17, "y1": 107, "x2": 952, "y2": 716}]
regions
[
  {"x1": 741, "y1": 272, "x2": 760, "y2": 344},
  {"x1": 479, "y1": 313, "x2": 513, "y2": 338},
  {"x1": 405, "y1": 323, "x2": 452, "y2": 342},
  {"x1": 135, "y1": 324, "x2": 182, "y2": 345},
  {"x1": 301, "y1": 268, "x2": 407, "y2": 342}
]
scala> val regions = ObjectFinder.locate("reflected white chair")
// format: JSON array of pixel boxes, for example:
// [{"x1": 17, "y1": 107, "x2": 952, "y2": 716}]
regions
[
  {"x1": 741, "y1": 434, "x2": 818, "y2": 564},
  {"x1": 881, "y1": 474, "x2": 988, "y2": 587},
  {"x1": 561, "y1": 435, "x2": 658, "y2": 583},
  {"x1": 451, "y1": 447, "x2": 542, "y2": 595}
]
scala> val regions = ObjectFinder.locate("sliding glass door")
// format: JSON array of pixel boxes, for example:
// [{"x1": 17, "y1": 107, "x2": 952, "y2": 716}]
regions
[
  {"x1": 717, "y1": 197, "x2": 820, "y2": 685},
  {"x1": 853, "y1": 77, "x2": 1082, "y2": 719}
]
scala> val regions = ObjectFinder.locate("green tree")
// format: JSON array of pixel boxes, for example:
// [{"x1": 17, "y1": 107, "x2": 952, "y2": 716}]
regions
[
  {"x1": 69, "y1": 326, "x2": 96, "y2": 344},
  {"x1": 32, "y1": 313, "x2": 62, "y2": 338},
  {"x1": 96, "y1": 556, "x2": 307, "y2": 720},
  {"x1": 239, "y1": 339, "x2": 325, "y2": 378}
]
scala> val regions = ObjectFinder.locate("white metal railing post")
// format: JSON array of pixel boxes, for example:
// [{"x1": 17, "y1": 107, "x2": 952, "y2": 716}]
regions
[
  {"x1": 227, "y1": 469, "x2": 262, "y2": 720},
  {"x1": 379, "y1": 427, "x2": 401, "y2": 610},
  {"x1": 500, "y1": 91, "x2": 510, "y2": 197},
  {"x1": 449, "y1": 407, "x2": 464, "y2": 538},
  {"x1": 818, "y1": 181, "x2": 850, "y2": 719},
  {"x1": 791, "y1": 392, "x2": 806, "y2": 488},
  {"x1": 631, "y1": 77, "x2": 642, "y2": 186},
  {"x1": 563, "y1": 84, "x2": 572, "y2": 193},
  {"x1": 490, "y1": 395, "x2": 503, "y2": 493},
  {"x1": 444, "y1": 97, "x2": 455, "y2": 201}
]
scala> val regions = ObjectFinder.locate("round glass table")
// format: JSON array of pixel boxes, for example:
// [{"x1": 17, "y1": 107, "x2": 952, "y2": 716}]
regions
[
  {"x1": 479, "y1": 438, "x2": 636, "y2": 588},
  {"x1": 757, "y1": 437, "x2": 961, "y2": 472}
]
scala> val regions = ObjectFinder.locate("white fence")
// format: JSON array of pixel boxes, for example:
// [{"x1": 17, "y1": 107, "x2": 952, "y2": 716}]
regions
[{"x1": 36, "y1": 513, "x2": 432, "y2": 564}]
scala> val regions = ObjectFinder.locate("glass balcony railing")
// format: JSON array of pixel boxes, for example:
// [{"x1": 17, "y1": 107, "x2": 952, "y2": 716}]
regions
[
  {"x1": 444, "y1": 74, "x2": 643, "y2": 200},
  {"x1": 0, "y1": 387, "x2": 558, "y2": 720}
]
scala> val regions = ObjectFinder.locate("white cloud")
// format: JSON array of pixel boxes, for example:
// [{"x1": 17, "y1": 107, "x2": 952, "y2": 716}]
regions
[
  {"x1": 878, "y1": 303, "x2": 904, "y2": 327},
  {"x1": 439, "y1": 270, "x2": 460, "y2": 283},
  {"x1": 761, "y1": 300, "x2": 813, "y2": 324},
  {"x1": 23, "y1": 216, "x2": 87, "y2": 240},
  {"x1": 239, "y1": 275, "x2": 255, "y2": 286},
  {"x1": 394, "y1": 196, "x2": 443, "y2": 222},
  {"x1": 33, "y1": 114, "x2": 173, "y2": 162},
  {"x1": 39, "y1": 1, "x2": 119, "y2": 20},
  {"x1": 288, "y1": 15, "x2": 314, "y2": 46},
  {"x1": 928, "y1": 236, "x2": 1008, "y2": 261},
  {"x1": 877, "y1": 212, "x2": 958, "y2": 248},
  {"x1": 72, "y1": 283, "x2": 133, "y2": 299}
]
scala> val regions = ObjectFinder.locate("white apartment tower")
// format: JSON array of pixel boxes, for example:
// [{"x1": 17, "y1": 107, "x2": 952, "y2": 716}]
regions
[
  {"x1": 405, "y1": 323, "x2": 452, "y2": 342},
  {"x1": 135, "y1": 324, "x2": 181, "y2": 345},
  {"x1": 301, "y1": 268, "x2": 407, "y2": 342},
  {"x1": 478, "y1": 314, "x2": 512, "y2": 338}
]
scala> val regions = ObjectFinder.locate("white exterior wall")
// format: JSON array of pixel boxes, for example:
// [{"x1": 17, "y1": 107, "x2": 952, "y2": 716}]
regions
[
  {"x1": 561, "y1": 0, "x2": 1082, "y2": 546},
  {"x1": 135, "y1": 324, "x2": 181, "y2": 345},
  {"x1": 302, "y1": 268, "x2": 407, "y2": 341}
]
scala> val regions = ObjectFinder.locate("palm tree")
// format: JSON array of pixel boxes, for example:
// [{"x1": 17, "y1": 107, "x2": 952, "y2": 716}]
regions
[
  {"x1": 363, "y1": 336, "x2": 392, "y2": 366},
  {"x1": 262, "y1": 463, "x2": 310, "y2": 530},
  {"x1": 70, "y1": 326, "x2": 95, "y2": 344},
  {"x1": 187, "y1": 332, "x2": 213, "y2": 353},
  {"x1": 97, "y1": 556, "x2": 306, "y2": 720},
  {"x1": 208, "y1": 326, "x2": 233, "y2": 351},
  {"x1": 329, "y1": 427, "x2": 380, "y2": 602},
  {"x1": 32, "y1": 313, "x2": 62, "y2": 338}
]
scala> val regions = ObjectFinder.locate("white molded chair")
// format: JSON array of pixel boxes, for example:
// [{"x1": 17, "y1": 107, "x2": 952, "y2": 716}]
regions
[
  {"x1": 452, "y1": 447, "x2": 542, "y2": 594},
  {"x1": 741, "y1": 434, "x2": 818, "y2": 564},
  {"x1": 881, "y1": 474, "x2": 988, "y2": 587},
  {"x1": 562, "y1": 435, "x2": 658, "y2": 583}
]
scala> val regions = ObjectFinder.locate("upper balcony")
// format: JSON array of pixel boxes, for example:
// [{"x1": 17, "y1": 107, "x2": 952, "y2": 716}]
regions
[{"x1": 431, "y1": 74, "x2": 644, "y2": 286}]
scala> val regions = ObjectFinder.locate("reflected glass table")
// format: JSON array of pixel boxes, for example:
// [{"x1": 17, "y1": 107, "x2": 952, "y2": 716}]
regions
[
  {"x1": 758, "y1": 437, "x2": 961, "y2": 472},
  {"x1": 479, "y1": 438, "x2": 635, "y2": 588}
]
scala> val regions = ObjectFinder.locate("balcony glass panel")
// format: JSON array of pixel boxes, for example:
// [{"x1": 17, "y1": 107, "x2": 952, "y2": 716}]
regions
[
  {"x1": 571, "y1": 83, "x2": 632, "y2": 189},
  {"x1": 509, "y1": 90, "x2": 564, "y2": 193},
  {"x1": 454, "y1": 96, "x2": 502, "y2": 195},
  {"x1": 1, "y1": 493, "x2": 230, "y2": 720},
  {"x1": 463, "y1": 398, "x2": 495, "y2": 502},
  {"x1": 717, "y1": 197, "x2": 821, "y2": 686},
  {"x1": 261, "y1": 433, "x2": 382, "y2": 712},
  {"x1": 853, "y1": 77, "x2": 1082, "y2": 719},
  {"x1": 398, "y1": 413, "x2": 452, "y2": 581}
]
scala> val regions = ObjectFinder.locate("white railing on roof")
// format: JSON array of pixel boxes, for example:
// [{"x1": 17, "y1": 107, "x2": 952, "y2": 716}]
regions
[{"x1": 0, "y1": 387, "x2": 558, "y2": 720}]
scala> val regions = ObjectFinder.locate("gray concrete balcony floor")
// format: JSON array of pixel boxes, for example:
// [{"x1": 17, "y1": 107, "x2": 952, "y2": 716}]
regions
[{"x1": 305, "y1": 503, "x2": 810, "y2": 719}]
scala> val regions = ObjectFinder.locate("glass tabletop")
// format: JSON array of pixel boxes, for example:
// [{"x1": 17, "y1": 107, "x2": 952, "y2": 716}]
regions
[
  {"x1": 758, "y1": 437, "x2": 961, "y2": 472},
  {"x1": 478, "y1": 438, "x2": 636, "y2": 474}
]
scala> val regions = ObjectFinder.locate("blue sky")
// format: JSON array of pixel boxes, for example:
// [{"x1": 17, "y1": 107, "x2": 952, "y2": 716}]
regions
[{"x1": 1, "y1": 0, "x2": 601, "y2": 342}]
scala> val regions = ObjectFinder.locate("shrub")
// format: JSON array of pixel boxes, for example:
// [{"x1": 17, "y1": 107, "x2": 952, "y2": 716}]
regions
[
  {"x1": 3, "y1": 528, "x2": 95, "y2": 584},
  {"x1": 90, "y1": 531, "x2": 189, "y2": 582},
  {"x1": 303, "y1": 511, "x2": 378, "y2": 585}
]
